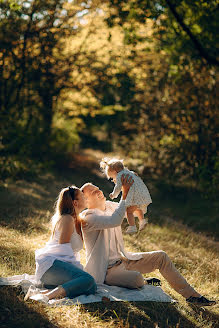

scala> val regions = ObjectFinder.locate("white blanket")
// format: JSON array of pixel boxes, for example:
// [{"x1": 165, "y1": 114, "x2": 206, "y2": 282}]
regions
[{"x1": 0, "y1": 274, "x2": 174, "y2": 306}]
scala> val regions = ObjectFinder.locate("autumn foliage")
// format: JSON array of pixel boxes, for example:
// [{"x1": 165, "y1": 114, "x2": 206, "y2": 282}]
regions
[{"x1": 0, "y1": 0, "x2": 218, "y2": 191}]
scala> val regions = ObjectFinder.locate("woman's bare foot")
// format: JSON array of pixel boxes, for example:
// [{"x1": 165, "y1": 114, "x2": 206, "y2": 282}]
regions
[{"x1": 40, "y1": 289, "x2": 50, "y2": 294}]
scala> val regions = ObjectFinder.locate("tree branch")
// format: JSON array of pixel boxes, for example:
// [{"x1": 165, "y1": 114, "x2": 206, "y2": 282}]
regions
[{"x1": 165, "y1": 0, "x2": 219, "y2": 66}]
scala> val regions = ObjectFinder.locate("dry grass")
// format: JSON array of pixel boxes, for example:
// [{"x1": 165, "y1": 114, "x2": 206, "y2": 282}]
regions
[{"x1": 0, "y1": 151, "x2": 219, "y2": 328}]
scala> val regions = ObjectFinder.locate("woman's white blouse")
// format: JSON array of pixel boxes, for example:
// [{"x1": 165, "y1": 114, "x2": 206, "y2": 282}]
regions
[{"x1": 35, "y1": 226, "x2": 83, "y2": 282}]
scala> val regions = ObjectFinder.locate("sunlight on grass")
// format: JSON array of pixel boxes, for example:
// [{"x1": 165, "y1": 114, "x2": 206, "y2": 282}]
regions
[
  {"x1": 0, "y1": 226, "x2": 49, "y2": 276},
  {"x1": 0, "y1": 164, "x2": 218, "y2": 328}
]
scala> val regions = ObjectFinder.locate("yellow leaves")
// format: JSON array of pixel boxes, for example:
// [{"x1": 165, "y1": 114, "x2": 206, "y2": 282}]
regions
[{"x1": 160, "y1": 134, "x2": 176, "y2": 146}]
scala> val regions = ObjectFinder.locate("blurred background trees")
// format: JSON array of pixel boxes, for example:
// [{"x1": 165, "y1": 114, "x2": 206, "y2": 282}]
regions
[
  {"x1": 0, "y1": 0, "x2": 92, "y2": 159},
  {"x1": 0, "y1": 0, "x2": 218, "y2": 192}
]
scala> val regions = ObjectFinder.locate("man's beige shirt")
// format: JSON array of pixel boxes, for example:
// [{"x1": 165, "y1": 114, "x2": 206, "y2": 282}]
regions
[{"x1": 81, "y1": 200, "x2": 144, "y2": 283}]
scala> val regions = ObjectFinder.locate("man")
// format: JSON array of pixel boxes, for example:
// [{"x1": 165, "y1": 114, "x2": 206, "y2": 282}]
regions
[{"x1": 80, "y1": 178, "x2": 216, "y2": 306}]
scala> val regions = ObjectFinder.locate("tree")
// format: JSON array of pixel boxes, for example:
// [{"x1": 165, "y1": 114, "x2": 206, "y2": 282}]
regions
[
  {"x1": 0, "y1": 0, "x2": 94, "y2": 156},
  {"x1": 105, "y1": 0, "x2": 219, "y2": 67}
]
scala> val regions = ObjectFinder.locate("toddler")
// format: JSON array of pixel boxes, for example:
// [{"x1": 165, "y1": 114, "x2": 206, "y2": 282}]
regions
[{"x1": 100, "y1": 157, "x2": 152, "y2": 234}]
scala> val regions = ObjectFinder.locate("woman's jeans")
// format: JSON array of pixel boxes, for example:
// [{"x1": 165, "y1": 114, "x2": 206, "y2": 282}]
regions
[{"x1": 41, "y1": 260, "x2": 97, "y2": 298}]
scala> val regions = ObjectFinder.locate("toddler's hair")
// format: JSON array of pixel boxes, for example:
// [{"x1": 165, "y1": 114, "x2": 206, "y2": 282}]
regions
[{"x1": 100, "y1": 157, "x2": 124, "y2": 179}]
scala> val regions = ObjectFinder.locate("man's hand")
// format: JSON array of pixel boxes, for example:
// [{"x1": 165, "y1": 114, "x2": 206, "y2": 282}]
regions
[{"x1": 121, "y1": 174, "x2": 134, "y2": 200}]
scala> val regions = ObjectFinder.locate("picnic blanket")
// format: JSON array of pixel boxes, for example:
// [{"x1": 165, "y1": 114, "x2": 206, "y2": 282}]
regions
[{"x1": 0, "y1": 274, "x2": 174, "y2": 306}]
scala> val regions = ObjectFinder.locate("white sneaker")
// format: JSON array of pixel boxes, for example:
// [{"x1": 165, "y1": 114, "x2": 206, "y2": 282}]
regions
[
  {"x1": 139, "y1": 218, "x2": 148, "y2": 231},
  {"x1": 126, "y1": 225, "x2": 137, "y2": 234}
]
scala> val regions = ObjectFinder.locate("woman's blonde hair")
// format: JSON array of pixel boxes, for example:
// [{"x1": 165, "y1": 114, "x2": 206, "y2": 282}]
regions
[
  {"x1": 100, "y1": 157, "x2": 124, "y2": 179},
  {"x1": 51, "y1": 186, "x2": 82, "y2": 238}
]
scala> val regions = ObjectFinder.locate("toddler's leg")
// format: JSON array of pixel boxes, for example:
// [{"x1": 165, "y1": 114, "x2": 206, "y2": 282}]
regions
[
  {"x1": 134, "y1": 208, "x2": 144, "y2": 221},
  {"x1": 126, "y1": 206, "x2": 138, "y2": 234},
  {"x1": 126, "y1": 206, "x2": 136, "y2": 226},
  {"x1": 134, "y1": 207, "x2": 148, "y2": 231}
]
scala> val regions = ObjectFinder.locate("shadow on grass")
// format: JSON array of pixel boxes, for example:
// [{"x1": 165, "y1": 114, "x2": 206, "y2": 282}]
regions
[
  {"x1": 1, "y1": 149, "x2": 218, "y2": 239},
  {"x1": 149, "y1": 179, "x2": 219, "y2": 240},
  {"x1": 0, "y1": 156, "x2": 112, "y2": 234},
  {"x1": 188, "y1": 304, "x2": 219, "y2": 328},
  {"x1": 0, "y1": 286, "x2": 58, "y2": 328},
  {"x1": 82, "y1": 301, "x2": 198, "y2": 328},
  {"x1": 0, "y1": 180, "x2": 53, "y2": 233}
]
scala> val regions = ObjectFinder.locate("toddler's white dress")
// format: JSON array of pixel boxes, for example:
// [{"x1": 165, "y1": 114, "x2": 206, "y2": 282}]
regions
[{"x1": 110, "y1": 168, "x2": 152, "y2": 213}]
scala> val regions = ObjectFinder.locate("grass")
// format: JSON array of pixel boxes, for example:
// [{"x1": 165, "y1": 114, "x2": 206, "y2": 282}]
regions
[
  {"x1": 150, "y1": 180, "x2": 219, "y2": 240},
  {"x1": 0, "y1": 150, "x2": 219, "y2": 328}
]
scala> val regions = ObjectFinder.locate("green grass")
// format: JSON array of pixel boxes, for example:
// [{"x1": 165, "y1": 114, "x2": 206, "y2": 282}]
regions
[{"x1": 0, "y1": 150, "x2": 218, "y2": 328}]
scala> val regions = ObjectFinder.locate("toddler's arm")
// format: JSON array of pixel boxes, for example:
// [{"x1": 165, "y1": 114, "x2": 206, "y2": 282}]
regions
[{"x1": 110, "y1": 175, "x2": 122, "y2": 199}]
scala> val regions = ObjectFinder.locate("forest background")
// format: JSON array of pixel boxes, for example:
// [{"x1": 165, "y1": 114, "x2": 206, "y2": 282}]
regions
[
  {"x1": 1, "y1": 0, "x2": 218, "y2": 193},
  {"x1": 0, "y1": 2, "x2": 219, "y2": 327}
]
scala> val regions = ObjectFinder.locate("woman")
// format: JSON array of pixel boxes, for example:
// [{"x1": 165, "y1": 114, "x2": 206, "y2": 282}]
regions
[{"x1": 25, "y1": 186, "x2": 97, "y2": 302}]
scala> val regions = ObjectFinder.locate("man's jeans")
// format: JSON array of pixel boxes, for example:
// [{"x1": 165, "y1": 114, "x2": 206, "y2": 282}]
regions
[{"x1": 41, "y1": 260, "x2": 97, "y2": 298}]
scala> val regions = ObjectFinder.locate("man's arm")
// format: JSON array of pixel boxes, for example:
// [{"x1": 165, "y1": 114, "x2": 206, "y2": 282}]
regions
[
  {"x1": 83, "y1": 200, "x2": 126, "y2": 231},
  {"x1": 83, "y1": 174, "x2": 133, "y2": 231}
]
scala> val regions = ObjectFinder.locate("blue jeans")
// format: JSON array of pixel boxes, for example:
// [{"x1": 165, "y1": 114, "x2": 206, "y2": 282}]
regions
[{"x1": 41, "y1": 260, "x2": 97, "y2": 298}]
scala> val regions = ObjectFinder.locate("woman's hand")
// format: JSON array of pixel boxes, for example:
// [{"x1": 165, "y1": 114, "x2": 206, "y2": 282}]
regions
[{"x1": 121, "y1": 174, "x2": 134, "y2": 200}]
